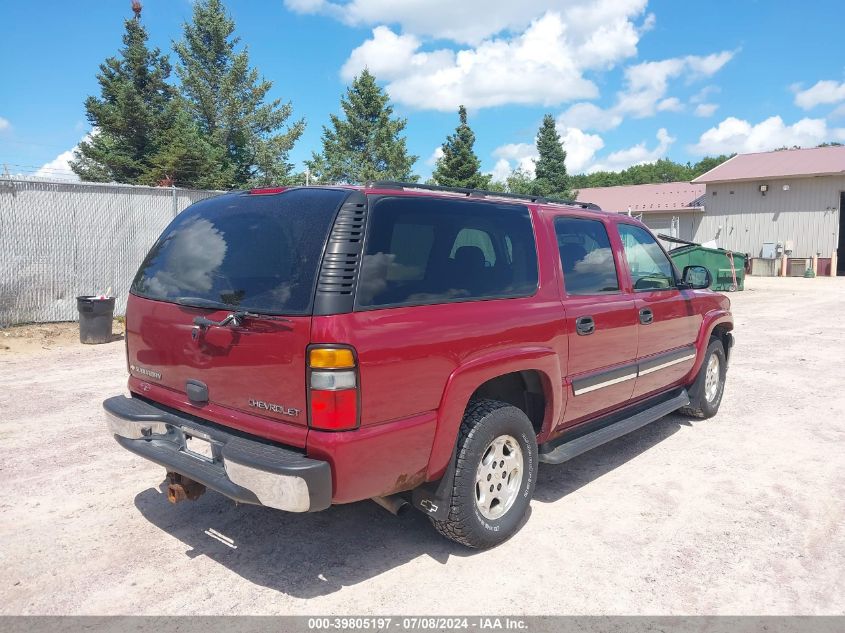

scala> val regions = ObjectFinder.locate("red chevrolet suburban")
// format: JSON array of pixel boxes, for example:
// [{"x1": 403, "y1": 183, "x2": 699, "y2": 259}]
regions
[{"x1": 105, "y1": 182, "x2": 733, "y2": 548}]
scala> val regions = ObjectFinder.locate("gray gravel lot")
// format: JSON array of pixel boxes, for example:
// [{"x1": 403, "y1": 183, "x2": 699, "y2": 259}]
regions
[{"x1": 1, "y1": 276, "x2": 843, "y2": 615}]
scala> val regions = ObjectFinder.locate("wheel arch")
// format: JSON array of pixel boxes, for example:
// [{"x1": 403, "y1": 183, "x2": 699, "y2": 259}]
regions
[
  {"x1": 689, "y1": 310, "x2": 733, "y2": 377},
  {"x1": 425, "y1": 346, "x2": 562, "y2": 481}
]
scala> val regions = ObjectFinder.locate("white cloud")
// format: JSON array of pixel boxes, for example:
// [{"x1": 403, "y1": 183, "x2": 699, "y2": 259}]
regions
[
  {"x1": 657, "y1": 97, "x2": 683, "y2": 112},
  {"x1": 615, "y1": 51, "x2": 733, "y2": 119},
  {"x1": 493, "y1": 142, "x2": 538, "y2": 174},
  {"x1": 557, "y1": 51, "x2": 734, "y2": 130},
  {"x1": 0, "y1": 116, "x2": 10, "y2": 132},
  {"x1": 490, "y1": 123, "x2": 604, "y2": 177},
  {"x1": 490, "y1": 158, "x2": 513, "y2": 183},
  {"x1": 586, "y1": 127, "x2": 675, "y2": 172},
  {"x1": 286, "y1": 0, "x2": 649, "y2": 47},
  {"x1": 332, "y1": 1, "x2": 663, "y2": 111},
  {"x1": 694, "y1": 103, "x2": 719, "y2": 117},
  {"x1": 300, "y1": 0, "x2": 733, "y2": 114},
  {"x1": 490, "y1": 124, "x2": 675, "y2": 177},
  {"x1": 426, "y1": 146, "x2": 444, "y2": 167},
  {"x1": 690, "y1": 116, "x2": 845, "y2": 155},
  {"x1": 684, "y1": 51, "x2": 735, "y2": 77},
  {"x1": 30, "y1": 133, "x2": 95, "y2": 181},
  {"x1": 794, "y1": 80, "x2": 845, "y2": 110},
  {"x1": 284, "y1": 0, "x2": 330, "y2": 12},
  {"x1": 342, "y1": 13, "x2": 616, "y2": 110},
  {"x1": 555, "y1": 102, "x2": 622, "y2": 132},
  {"x1": 559, "y1": 126, "x2": 605, "y2": 172},
  {"x1": 831, "y1": 103, "x2": 845, "y2": 120},
  {"x1": 33, "y1": 149, "x2": 79, "y2": 181},
  {"x1": 340, "y1": 26, "x2": 422, "y2": 81}
]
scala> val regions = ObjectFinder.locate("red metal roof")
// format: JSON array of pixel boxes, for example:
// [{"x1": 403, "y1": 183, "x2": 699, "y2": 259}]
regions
[
  {"x1": 692, "y1": 145, "x2": 845, "y2": 184},
  {"x1": 575, "y1": 181, "x2": 705, "y2": 214}
]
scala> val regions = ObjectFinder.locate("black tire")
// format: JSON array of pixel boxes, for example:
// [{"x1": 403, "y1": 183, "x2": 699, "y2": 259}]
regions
[
  {"x1": 680, "y1": 338, "x2": 727, "y2": 419},
  {"x1": 430, "y1": 399, "x2": 538, "y2": 548}
]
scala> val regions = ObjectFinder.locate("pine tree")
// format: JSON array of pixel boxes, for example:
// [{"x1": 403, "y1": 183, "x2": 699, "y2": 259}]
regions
[
  {"x1": 534, "y1": 114, "x2": 571, "y2": 199},
  {"x1": 432, "y1": 105, "x2": 490, "y2": 189},
  {"x1": 174, "y1": 0, "x2": 304, "y2": 188},
  {"x1": 146, "y1": 99, "x2": 224, "y2": 188},
  {"x1": 70, "y1": 6, "x2": 176, "y2": 184},
  {"x1": 307, "y1": 69, "x2": 417, "y2": 184}
]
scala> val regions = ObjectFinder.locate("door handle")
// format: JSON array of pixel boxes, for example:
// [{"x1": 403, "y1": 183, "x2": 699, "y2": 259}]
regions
[
  {"x1": 575, "y1": 315, "x2": 595, "y2": 336},
  {"x1": 639, "y1": 308, "x2": 654, "y2": 325}
]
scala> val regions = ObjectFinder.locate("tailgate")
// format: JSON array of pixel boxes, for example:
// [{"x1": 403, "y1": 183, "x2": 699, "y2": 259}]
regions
[{"x1": 126, "y1": 294, "x2": 310, "y2": 426}]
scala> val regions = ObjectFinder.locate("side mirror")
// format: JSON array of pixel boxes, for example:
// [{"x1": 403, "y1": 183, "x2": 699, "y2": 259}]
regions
[{"x1": 681, "y1": 265, "x2": 712, "y2": 290}]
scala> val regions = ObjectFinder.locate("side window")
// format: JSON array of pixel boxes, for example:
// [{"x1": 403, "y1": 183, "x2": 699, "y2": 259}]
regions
[
  {"x1": 618, "y1": 223, "x2": 676, "y2": 290},
  {"x1": 357, "y1": 197, "x2": 538, "y2": 308},
  {"x1": 554, "y1": 217, "x2": 620, "y2": 295}
]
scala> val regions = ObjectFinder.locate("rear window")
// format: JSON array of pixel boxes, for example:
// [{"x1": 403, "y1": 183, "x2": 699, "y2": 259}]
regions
[
  {"x1": 131, "y1": 188, "x2": 349, "y2": 315},
  {"x1": 357, "y1": 196, "x2": 538, "y2": 308}
]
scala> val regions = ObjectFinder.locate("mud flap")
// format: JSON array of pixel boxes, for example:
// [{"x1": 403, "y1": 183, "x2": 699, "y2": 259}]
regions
[{"x1": 411, "y1": 444, "x2": 458, "y2": 521}]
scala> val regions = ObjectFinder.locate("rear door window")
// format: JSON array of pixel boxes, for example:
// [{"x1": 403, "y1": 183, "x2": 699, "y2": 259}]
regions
[
  {"x1": 357, "y1": 197, "x2": 538, "y2": 308},
  {"x1": 554, "y1": 216, "x2": 620, "y2": 295},
  {"x1": 131, "y1": 188, "x2": 350, "y2": 315}
]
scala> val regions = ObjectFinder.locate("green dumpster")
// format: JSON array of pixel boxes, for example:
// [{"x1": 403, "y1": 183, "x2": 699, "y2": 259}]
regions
[{"x1": 668, "y1": 244, "x2": 746, "y2": 292}]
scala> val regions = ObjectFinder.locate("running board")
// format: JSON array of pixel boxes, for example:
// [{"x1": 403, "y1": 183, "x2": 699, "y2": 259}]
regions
[{"x1": 538, "y1": 390, "x2": 690, "y2": 464}]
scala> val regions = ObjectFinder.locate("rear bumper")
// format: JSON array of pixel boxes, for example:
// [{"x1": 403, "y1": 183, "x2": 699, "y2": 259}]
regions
[{"x1": 103, "y1": 395, "x2": 332, "y2": 512}]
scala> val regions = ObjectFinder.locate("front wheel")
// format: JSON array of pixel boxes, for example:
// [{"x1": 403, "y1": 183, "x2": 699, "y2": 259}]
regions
[
  {"x1": 680, "y1": 338, "x2": 727, "y2": 419},
  {"x1": 431, "y1": 399, "x2": 537, "y2": 548}
]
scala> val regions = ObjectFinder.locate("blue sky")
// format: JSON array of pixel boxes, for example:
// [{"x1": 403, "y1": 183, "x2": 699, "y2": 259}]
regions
[{"x1": 1, "y1": 0, "x2": 844, "y2": 183}]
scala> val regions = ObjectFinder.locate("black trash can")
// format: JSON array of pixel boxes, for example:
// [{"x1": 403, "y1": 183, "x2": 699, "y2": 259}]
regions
[{"x1": 77, "y1": 296, "x2": 116, "y2": 344}]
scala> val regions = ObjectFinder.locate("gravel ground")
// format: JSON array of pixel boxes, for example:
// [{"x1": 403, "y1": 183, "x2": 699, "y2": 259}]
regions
[{"x1": 1, "y1": 276, "x2": 843, "y2": 615}]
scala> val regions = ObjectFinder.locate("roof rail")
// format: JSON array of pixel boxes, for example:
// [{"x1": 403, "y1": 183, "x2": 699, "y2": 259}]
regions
[{"x1": 365, "y1": 180, "x2": 602, "y2": 211}]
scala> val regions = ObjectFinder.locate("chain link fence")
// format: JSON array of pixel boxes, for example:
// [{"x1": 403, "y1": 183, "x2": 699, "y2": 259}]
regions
[{"x1": 0, "y1": 178, "x2": 222, "y2": 326}]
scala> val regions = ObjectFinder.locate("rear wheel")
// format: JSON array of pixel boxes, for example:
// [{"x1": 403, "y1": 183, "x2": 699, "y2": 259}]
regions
[
  {"x1": 431, "y1": 399, "x2": 537, "y2": 548},
  {"x1": 680, "y1": 338, "x2": 727, "y2": 419}
]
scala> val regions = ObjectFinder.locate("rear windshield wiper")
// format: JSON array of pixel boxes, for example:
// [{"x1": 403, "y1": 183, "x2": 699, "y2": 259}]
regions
[
  {"x1": 192, "y1": 310, "x2": 292, "y2": 330},
  {"x1": 172, "y1": 297, "x2": 292, "y2": 329}
]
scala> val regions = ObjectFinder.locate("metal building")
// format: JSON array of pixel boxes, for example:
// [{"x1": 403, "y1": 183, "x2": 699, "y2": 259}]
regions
[
  {"x1": 576, "y1": 146, "x2": 845, "y2": 275},
  {"x1": 691, "y1": 146, "x2": 844, "y2": 274}
]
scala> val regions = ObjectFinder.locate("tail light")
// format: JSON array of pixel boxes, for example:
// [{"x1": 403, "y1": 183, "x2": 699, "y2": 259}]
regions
[{"x1": 308, "y1": 346, "x2": 359, "y2": 431}]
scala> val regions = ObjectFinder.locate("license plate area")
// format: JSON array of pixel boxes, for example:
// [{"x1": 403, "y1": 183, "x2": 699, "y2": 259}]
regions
[{"x1": 183, "y1": 430, "x2": 216, "y2": 463}]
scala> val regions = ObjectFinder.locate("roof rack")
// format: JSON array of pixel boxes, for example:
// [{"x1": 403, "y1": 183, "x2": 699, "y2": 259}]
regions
[{"x1": 365, "y1": 180, "x2": 603, "y2": 211}]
